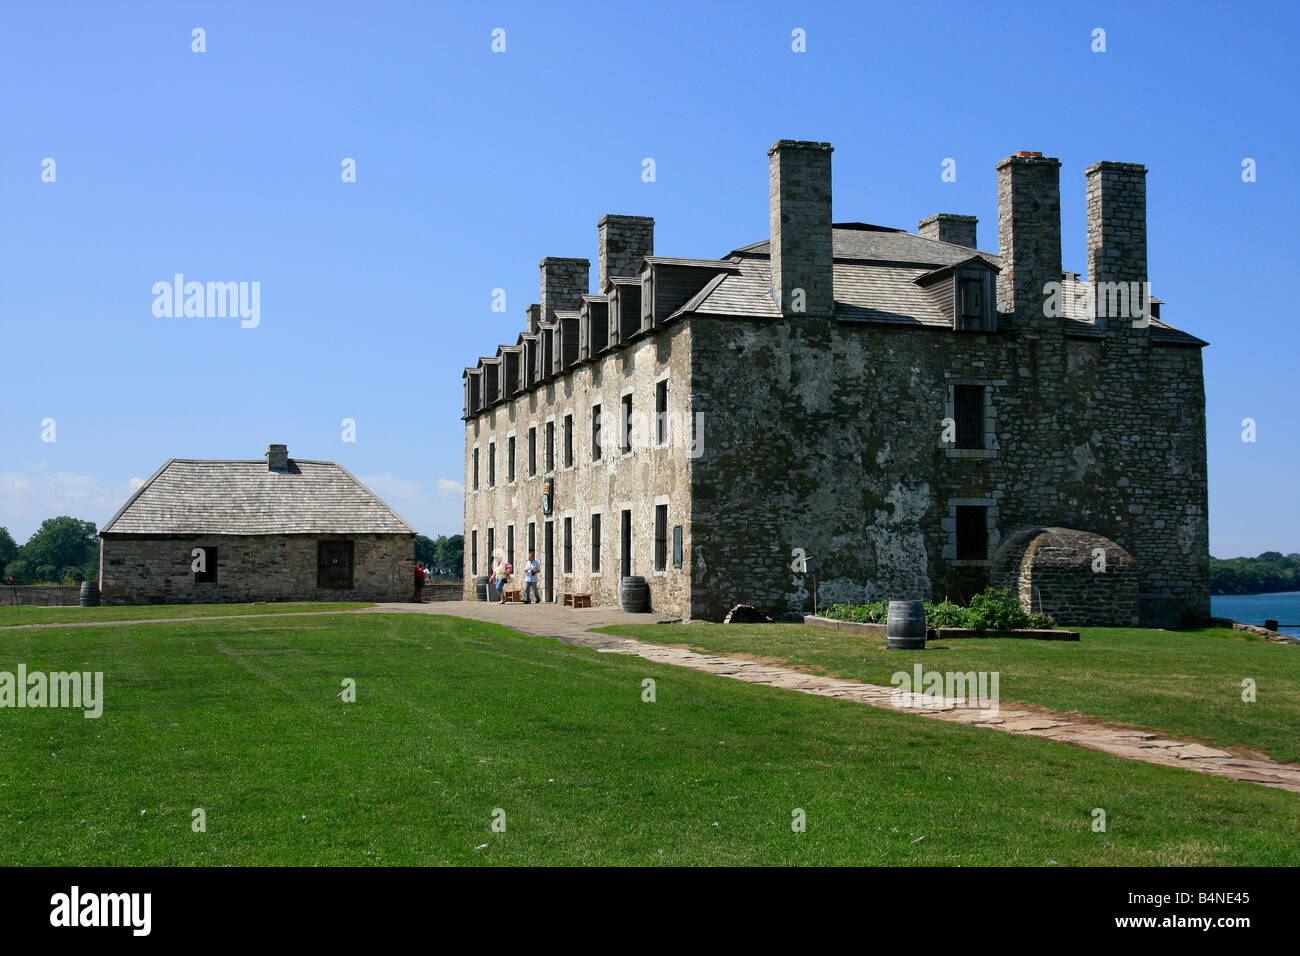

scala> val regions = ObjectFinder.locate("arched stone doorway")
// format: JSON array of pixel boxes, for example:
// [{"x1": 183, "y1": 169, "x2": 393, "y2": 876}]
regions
[{"x1": 992, "y1": 527, "x2": 1139, "y2": 627}]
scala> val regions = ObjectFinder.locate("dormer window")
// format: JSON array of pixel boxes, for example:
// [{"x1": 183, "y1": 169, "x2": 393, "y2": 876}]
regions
[{"x1": 955, "y1": 269, "x2": 994, "y2": 331}]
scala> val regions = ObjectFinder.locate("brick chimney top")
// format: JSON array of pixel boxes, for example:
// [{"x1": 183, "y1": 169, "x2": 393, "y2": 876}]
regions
[{"x1": 266, "y1": 444, "x2": 289, "y2": 472}]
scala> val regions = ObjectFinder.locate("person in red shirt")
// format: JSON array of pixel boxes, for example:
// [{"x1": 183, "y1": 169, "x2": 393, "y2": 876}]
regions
[{"x1": 414, "y1": 562, "x2": 426, "y2": 603}]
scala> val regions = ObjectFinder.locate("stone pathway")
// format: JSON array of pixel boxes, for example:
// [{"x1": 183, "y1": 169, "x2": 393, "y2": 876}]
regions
[
  {"x1": 381, "y1": 601, "x2": 1300, "y2": 794},
  {"x1": 11, "y1": 600, "x2": 1299, "y2": 793}
]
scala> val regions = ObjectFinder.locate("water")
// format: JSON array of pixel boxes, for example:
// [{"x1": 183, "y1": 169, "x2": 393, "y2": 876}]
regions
[{"x1": 1211, "y1": 591, "x2": 1300, "y2": 637}]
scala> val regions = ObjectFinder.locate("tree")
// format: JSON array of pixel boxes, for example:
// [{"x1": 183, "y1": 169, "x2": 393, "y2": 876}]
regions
[
  {"x1": 0, "y1": 527, "x2": 17, "y2": 578},
  {"x1": 18, "y1": 517, "x2": 98, "y2": 585},
  {"x1": 414, "y1": 534, "x2": 437, "y2": 568}
]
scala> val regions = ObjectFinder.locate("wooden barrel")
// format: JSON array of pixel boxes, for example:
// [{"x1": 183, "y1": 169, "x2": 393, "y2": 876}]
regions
[
  {"x1": 474, "y1": 576, "x2": 490, "y2": 602},
  {"x1": 79, "y1": 581, "x2": 100, "y2": 607},
  {"x1": 886, "y1": 600, "x2": 926, "y2": 649},
  {"x1": 619, "y1": 576, "x2": 650, "y2": 613}
]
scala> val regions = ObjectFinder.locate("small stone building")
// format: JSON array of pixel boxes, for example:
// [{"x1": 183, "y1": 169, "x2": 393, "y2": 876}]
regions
[
  {"x1": 461, "y1": 141, "x2": 1211, "y2": 626},
  {"x1": 99, "y1": 445, "x2": 415, "y2": 604},
  {"x1": 992, "y1": 527, "x2": 1140, "y2": 627}
]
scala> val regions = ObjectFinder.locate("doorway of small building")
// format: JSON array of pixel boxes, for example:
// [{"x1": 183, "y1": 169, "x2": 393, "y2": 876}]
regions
[
  {"x1": 543, "y1": 520, "x2": 555, "y2": 603},
  {"x1": 620, "y1": 509, "x2": 632, "y2": 578}
]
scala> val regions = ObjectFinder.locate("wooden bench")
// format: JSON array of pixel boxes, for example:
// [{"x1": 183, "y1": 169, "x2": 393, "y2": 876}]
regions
[
  {"x1": 502, "y1": 589, "x2": 522, "y2": 603},
  {"x1": 562, "y1": 593, "x2": 593, "y2": 609}
]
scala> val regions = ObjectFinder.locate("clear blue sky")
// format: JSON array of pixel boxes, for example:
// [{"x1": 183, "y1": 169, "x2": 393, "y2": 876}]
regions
[{"x1": 1, "y1": 0, "x2": 1295, "y2": 558}]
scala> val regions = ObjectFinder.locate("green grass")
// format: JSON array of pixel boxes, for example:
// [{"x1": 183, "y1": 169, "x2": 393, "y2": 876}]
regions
[
  {"x1": 0, "y1": 601, "x2": 373, "y2": 627},
  {"x1": 598, "y1": 622, "x2": 1300, "y2": 764},
  {"x1": 0, "y1": 612, "x2": 1296, "y2": 865}
]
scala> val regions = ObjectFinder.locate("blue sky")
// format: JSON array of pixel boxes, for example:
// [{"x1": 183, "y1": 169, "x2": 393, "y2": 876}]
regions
[{"x1": 0, "y1": 0, "x2": 1295, "y2": 557}]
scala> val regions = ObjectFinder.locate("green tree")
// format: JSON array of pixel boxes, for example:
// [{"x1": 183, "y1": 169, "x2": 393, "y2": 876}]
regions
[
  {"x1": 20, "y1": 517, "x2": 99, "y2": 584},
  {"x1": 0, "y1": 527, "x2": 17, "y2": 578},
  {"x1": 414, "y1": 534, "x2": 437, "y2": 567}
]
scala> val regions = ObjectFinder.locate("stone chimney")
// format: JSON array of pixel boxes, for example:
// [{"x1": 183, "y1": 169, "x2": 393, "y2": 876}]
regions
[
  {"x1": 918, "y1": 213, "x2": 977, "y2": 249},
  {"x1": 597, "y1": 215, "x2": 654, "y2": 290},
  {"x1": 768, "y1": 140, "x2": 834, "y2": 318},
  {"x1": 1085, "y1": 161, "x2": 1149, "y2": 331},
  {"x1": 525, "y1": 303, "x2": 541, "y2": 335},
  {"x1": 995, "y1": 152, "x2": 1062, "y2": 334},
  {"x1": 266, "y1": 444, "x2": 289, "y2": 472},
  {"x1": 539, "y1": 257, "x2": 590, "y2": 322}
]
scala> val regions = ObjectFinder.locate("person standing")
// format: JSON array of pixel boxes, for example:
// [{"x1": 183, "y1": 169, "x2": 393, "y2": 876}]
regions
[
  {"x1": 493, "y1": 554, "x2": 511, "y2": 604},
  {"x1": 522, "y1": 551, "x2": 541, "y2": 605},
  {"x1": 414, "y1": 561, "x2": 426, "y2": 603}
]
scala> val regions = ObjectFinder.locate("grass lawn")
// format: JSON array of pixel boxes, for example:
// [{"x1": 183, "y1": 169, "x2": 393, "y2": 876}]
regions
[
  {"x1": 598, "y1": 622, "x2": 1300, "y2": 764},
  {"x1": 0, "y1": 602, "x2": 373, "y2": 627},
  {"x1": 0, "y1": 612, "x2": 1296, "y2": 866}
]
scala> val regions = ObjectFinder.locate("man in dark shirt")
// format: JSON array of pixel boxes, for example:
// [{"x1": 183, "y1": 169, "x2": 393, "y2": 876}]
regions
[{"x1": 414, "y1": 562, "x2": 426, "y2": 603}]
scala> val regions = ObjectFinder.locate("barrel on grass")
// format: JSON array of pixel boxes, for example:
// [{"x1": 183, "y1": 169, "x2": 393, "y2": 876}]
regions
[
  {"x1": 474, "y1": 575, "x2": 490, "y2": 602},
  {"x1": 886, "y1": 599, "x2": 926, "y2": 650},
  {"x1": 79, "y1": 581, "x2": 100, "y2": 607},
  {"x1": 620, "y1": 576, "x2": 650, "y2": 612}
]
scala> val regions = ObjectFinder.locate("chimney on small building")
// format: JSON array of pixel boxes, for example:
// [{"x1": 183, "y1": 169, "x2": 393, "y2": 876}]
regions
[
  {"x1": 266, "y1": 444, "x2": 289, "y2": 472},
  {"x1": 597, "y1": 215, "x2": 654, "y2": 290},
  {"x1": 539, "y1": 257, "x2": 590, "y2": 322},
  {"x1": 1085, "y1": 161, "x2": 1149, "y2": 330},
  {"x1": 525, "y1": 303, "x2": 541, "y2": 335},
  {"x1": 995, "y1": 152, "x2": 1062, "y2": 333},
  {"x1": 918, "y1": 213, "x2": 978, "y2": 249},
  {"x1": 768, "y1": 140, "x2": 835, "y2": 318}
]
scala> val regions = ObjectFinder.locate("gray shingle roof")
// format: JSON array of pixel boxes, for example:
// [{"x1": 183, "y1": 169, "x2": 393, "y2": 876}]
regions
[
  {"x1": 709, "y1": 224, "x2": 1205, "y2": 345},
  {"x1": 102, "y1": 459, "x2": 415, "y2": 536}
]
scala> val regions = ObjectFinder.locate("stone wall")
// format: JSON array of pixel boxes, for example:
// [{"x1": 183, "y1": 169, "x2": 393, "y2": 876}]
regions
[
  {"x1": 994, "y1": 527, "x2": 1140, "y2": 627},
  {"x1": 0, "y1": 585, "x2": 84, "y2": 607},
  {"x1": 463, "y1": 322, "x2": 694, "y2": 618},
  {"x1": 98, "y1": 533, "x2": 412, "y2": 605},
  {"x1": 687, "y1": 310, "x2": 1209, "y2": 624}
]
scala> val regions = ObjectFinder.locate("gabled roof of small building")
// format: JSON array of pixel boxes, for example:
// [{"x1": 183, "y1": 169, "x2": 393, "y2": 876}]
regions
[{"x1": 102, "y1": 458, "x2": 415, "y2": 536}]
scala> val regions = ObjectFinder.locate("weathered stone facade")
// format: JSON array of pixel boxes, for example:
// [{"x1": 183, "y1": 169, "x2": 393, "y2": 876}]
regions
[
  {"x1": 99, "y1": 533, "x2": 411, "y2": 605},
  {"x1": 463, "y1": 142, "x2": 1210, "y2": 626}
]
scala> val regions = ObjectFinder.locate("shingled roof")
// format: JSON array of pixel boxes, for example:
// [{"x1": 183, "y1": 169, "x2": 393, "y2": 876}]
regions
[
  {"x1": 102, "y1": 456, "x2": 415, "y2": 536},
  {"x1": 706, "y1": 223, "x2": 1206, "y2": 345}
]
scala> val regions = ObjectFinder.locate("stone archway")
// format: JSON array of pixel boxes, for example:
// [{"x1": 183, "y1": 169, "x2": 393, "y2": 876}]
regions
[{"x1": 992, "y1": 527, "x2": 1139, "y2": 627}]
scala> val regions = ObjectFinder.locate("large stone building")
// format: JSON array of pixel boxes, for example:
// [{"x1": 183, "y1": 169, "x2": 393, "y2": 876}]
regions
[
  {"x1": 461, "y1": 141, "x2": 1210, "y2": 627},
  {"x1": 100, "y1": 444, "x2": 414, "y2": 604}
]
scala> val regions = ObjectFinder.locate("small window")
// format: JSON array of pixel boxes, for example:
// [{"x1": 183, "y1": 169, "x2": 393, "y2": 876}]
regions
[
  {"x1": 591, "y1": 405, "x2": 602, "y2": 461},
  {"x1": 620, "y1": 394, "x2": 633, "y2": 453},
  {"x1": 655, "y1": 380, "x2": 668, "y2": 446},
  {"x1": 473, "y1": 447, "x2": 480, "y2": 491},
  {"x1": 956, "y1": 273, "x2": 992, "y2": 331},
  {"x1": 471, "y1": 530, "x2": 478, "y2": 576},
  {"x1": 507, "y1": 525, "x2": 515, "y2": 569},
  {"x1": 193, "y1": 545, "x2": 218, "y2": 584},
  {"x1": 954, "y1": 385, "x2": 985, "y2": 450},
  {"x1": 528, "y1": 427, "x2": 537, "y2": 476},
  {"x1": 546, "y1": 421, "x2": 555, "y2": 472},
  {"x1": 672, "y1": 525, "x2": 683, "y2": 569},
  {"x1": 507, "y1": 436, "x2": 516, "y2": 483},
  {"x1": 955, "y1": 506, "x2": 988, "y2": 561},
  {"x1": 563, "y1": 517, "x2": 573, "y2": 574},
  {"x1": 564, "y1": 414, "x2": 574, "y2": 468},
  {"x1": 317, "y1": 540, "x2": 355, "y2": 589},
  {"x1": 527, "y1": 522, "x2": 535, "y2": 559},
  {"x1": 488, "y1": 441, "x2": 496, "y2": 487},
  {"x1": 654, "y1": 504, "x2": 668, "y2": 571},
  {"x1": 591, "y1": 513, "x2": 601, "y2": 573},
  {"x1": 486, "y1": 527, "x2": 495, "y2": 563}
]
